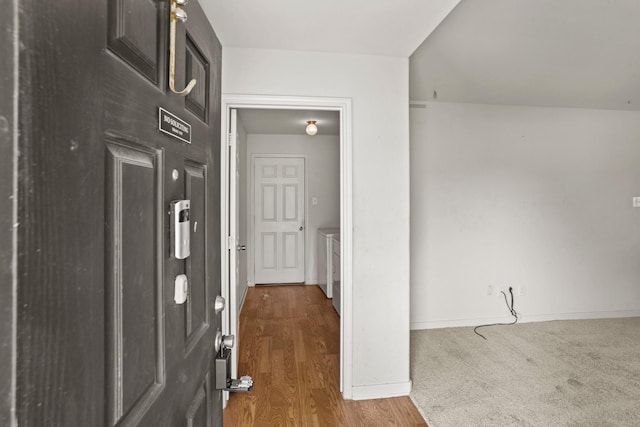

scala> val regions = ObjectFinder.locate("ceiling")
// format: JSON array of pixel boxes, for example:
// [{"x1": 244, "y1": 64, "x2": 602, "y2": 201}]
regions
[
  {"x1": 201, "y1": 0, "x2": 640, "y2": 114},
  {"x1": 410, "y1": 0, "x2": 640, "y2": 110},
  {"x1": 201, "y1": 0, "x2": 460, "y2": 133},
  {"x1": 201, "y1": 0, "x2": 461, "y2": 57},
  {"x1": 237, "y1": 109, "x2": 340, "y2": 136}
]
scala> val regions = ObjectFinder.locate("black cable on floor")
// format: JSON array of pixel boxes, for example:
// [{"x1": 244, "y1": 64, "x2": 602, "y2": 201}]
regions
[{"x1": 474, "y1": 286, "x2": 519, "y2": 340}]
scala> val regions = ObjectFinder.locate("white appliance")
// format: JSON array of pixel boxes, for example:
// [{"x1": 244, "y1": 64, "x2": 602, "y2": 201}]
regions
[{"x1": 317, "y1": 228, "x2": 340, "y2": 298}]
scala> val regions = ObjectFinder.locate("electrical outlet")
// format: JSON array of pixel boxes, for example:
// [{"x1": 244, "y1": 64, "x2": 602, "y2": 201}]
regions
[
  {"x1": 633, "y1": 197, "x2": 640, "y2": 208},
  {"x1": 487, "y1": 285, "x2": 494, "y2": 296},
  {"x1": 519, "y1": 285, "x2": 526, "y2": 296}
]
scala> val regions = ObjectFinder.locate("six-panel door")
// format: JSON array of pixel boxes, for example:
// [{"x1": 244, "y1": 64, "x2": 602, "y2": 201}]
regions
[
  {"x1": 253, "y1": 157, "x2": 306, "y2": 284},
  {"x1": 17, "y1": 1, "x2": 222, "y2": 425}
]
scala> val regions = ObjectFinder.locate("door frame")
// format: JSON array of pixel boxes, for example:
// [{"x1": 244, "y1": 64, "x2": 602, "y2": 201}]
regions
[
  {"x1": 220, "y1": 94, "x2": 354, "y2": 399},
  {"x1": 250, "y1": 154, "x2": 308, "y2": 286}
]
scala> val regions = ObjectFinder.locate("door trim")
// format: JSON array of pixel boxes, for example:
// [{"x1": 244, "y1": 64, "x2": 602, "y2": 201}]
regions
[
  {"x1": 249, "y1": 154, "x2": 307, "y2": 285},
  {"x1": 220, "y1": 94, "x2": 353, "y2": 399}
]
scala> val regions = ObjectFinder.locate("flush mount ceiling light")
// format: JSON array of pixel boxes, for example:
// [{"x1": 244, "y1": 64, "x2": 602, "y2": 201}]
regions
[{"x1": 305, "y1": 120, "x2": 318, "y2": 136}]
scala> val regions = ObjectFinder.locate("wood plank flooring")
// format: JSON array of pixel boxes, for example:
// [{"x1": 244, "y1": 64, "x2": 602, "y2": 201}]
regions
[{"x1": 223, "y1": 285, "x2": 427, "y2": 427}]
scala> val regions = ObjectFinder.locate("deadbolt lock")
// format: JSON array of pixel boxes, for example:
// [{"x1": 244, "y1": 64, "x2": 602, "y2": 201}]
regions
[{"x1": 214, "y1": 295, "x2": 225, "y2": 314}]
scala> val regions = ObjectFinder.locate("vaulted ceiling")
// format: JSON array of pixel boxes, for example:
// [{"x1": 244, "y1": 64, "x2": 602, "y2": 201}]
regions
[
  {"x1": 203, "y1": 0, "x2": 640, "y2": 117},
  {"x1": 410, "y1": 0, "x2": 640, "y2": 110}
]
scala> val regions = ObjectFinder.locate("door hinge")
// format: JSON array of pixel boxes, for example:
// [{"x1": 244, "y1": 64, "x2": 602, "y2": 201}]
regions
[
  {"x1": 227, "y1": 133, "x2": 232, "y2": 146},
  {"x1": 227, "y1": 236, "x2": 233, "y2": 249}
]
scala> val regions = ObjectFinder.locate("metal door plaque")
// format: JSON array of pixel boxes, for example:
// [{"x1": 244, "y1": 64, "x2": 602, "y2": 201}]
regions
[{"x1": 158, "y1": 107, "x2": 191, "y2": 144}]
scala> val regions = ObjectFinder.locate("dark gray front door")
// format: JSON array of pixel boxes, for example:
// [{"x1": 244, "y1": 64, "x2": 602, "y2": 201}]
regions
[{"x1": 16, "y1": 1, "x2": 223, "y2": 425}]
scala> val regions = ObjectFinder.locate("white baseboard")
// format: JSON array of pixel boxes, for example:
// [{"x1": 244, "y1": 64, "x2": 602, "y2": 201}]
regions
[
  {"x1": 410, "y1": 309, "x2": 640, "y2": 330},
  {"x1": 411, "y1": 317, "x2": 507, "y2": 330},
  {"x1": 518, "y1": 309, "x2": 640, "y2": 323},
  {"x1": 239, "y1": 285, "x2": 248, "y2": 313},
  {"x1": 350, "y1": 380, "x2": 412, "y2": 401}
]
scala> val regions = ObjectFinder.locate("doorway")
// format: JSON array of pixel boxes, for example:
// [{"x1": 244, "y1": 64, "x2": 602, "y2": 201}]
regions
[{"x1": 221, "y1": 95, "x2": 354, "y2": 398}]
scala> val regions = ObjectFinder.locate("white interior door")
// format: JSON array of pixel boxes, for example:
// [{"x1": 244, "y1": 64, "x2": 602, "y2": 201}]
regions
[{"x1": 253, "y1": 156, "x2": 305, "y2": 284}]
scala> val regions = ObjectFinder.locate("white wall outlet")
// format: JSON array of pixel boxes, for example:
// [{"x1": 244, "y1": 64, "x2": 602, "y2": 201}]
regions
[
  {"x1": 519, "y1": 285, "x2": 526, "y2": 296},
  {"x1": 633, "y1": 197, "x2": 640, "y2": 208},
  {"x1": 487, "y1": 285, "x2": 494, "y2": 296},
  {"x1": 311, "y1": 196, "x2": 318, "y2": 206}
]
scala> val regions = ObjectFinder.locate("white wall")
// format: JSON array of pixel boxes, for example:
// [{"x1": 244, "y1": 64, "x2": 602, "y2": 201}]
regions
[
  {"x1": 223, "y1": 48, "x2": 411, "y2": 397},
  {"x1": 410, "y1": 102, "x2": 640, "y2": 329},
  {"x1": 246, "y1": 134, "x2": 340, "y2": 285}
]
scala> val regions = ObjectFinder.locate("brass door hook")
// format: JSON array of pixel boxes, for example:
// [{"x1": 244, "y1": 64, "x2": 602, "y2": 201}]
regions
[{"x1": 169, "y1": 0, "x2": 196, "y2": 96}]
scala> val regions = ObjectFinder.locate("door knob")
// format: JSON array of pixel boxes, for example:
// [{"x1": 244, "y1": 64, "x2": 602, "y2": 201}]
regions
[
  {"x1": 299, "y1": 226, "x2": 304, "y2": 231},
  {"x1": 222, "y1": 334, "x2": 235, "y2": 349},
  {"x1": 214, "y1": 295, "x2": 225, "y2": 314},
  {"x1": 215, "y1": 332, "x2": 235, "y2": 353},
  {"x1": 237, "y1": 245, "x2": 246, "y2": 251}
]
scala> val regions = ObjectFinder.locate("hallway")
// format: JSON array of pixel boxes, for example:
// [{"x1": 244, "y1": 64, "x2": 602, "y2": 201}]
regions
[{"x1": 223, "y1": 285, "x2": 426, "y2": 426}]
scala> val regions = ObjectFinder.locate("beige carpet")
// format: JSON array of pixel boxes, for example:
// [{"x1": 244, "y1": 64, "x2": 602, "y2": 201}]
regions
[{"x1": 410, "y1": 317, "x2": 640, "y2": 427}]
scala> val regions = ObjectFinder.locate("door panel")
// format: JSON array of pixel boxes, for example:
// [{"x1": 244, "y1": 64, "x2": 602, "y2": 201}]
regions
[
  {"x1": 17, "y1": 0, "x2": 223, "y2": 425},
  {"x1": 261, "y1": 233, "x2": 277, "y2": 269},
  {"x1": 283, "y1": 232, "x2": 300, "y2": 268},
  {"x1": 185, "y1": 35, "x2": 209, "y2": 122},
  {"x1": 105, "y1": 139, "x2": 165, "y2": 426},
  {"x1": 262, "y1": 184, "x2": 277, "y2": 220},
  {"x1": 107, "y1": 0, "x2": 162, "y2": 84},
  {"x1": 253, "y1": 157, "x2": 306, "y2": 284},
  {"x1": 184, "y1": 161, "x2": 209, "y2": 354},
  {"x1": 186, "y1": 380, "x2": 208, "y2": 427}
]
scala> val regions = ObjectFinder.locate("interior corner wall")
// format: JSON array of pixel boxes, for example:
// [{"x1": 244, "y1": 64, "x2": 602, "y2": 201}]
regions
[
  {"x1": 246, "y1": 134, "x2": 340, "y2": 286},
  {"x1": 223, "y1": 47, "x2": 411, "y2": 396},
  {"x1": 410, "y1": 102, "x2": 640, "y2": 330}
]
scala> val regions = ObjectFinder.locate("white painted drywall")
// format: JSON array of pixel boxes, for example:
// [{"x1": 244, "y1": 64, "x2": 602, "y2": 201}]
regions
[
  {"x1": 223, "y1": 48, "x2": 411, "y2": 396},
  {"x1": 410, "y1": 102, "x2": 640, "y2": 329},
  {"x1": 237, "y1": 115, "x2": 249, "y2": 311},
  {"x1": 246, "y1": 134, "x2": 340, "y2": 286}
]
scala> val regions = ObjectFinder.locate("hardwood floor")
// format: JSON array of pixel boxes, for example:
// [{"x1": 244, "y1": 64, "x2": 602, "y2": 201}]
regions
[{"x1": 223, "y1": 285, "x2": 427, "y2": 426}]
